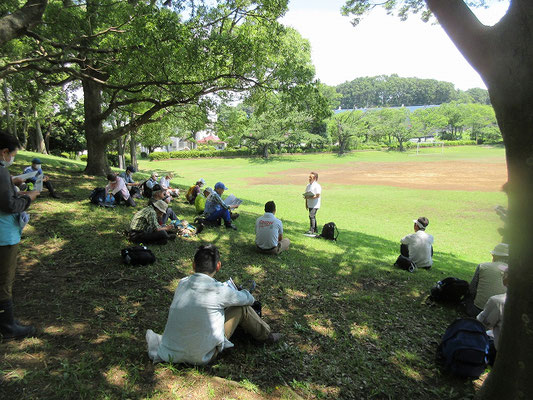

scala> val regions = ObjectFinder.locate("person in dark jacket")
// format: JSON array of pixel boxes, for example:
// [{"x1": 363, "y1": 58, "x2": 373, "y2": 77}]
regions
[{"x1": 0, "y1": 132, "x2": 40, "y2": 340}]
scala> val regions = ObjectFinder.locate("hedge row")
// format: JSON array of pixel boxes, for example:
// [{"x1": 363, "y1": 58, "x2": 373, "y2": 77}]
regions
[{"x1": 149, "y1": 149, "x2": 251, "y2": 160}]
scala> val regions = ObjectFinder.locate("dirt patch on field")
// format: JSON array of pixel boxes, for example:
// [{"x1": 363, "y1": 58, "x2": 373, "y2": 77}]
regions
[{"x1": 247, "y1": 160, "x2": 507, "y2": 191}]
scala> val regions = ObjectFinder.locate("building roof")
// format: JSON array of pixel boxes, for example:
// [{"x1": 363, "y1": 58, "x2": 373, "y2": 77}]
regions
[{"x1": 197, "y1": 134, "x2": 226, "y2": 144}]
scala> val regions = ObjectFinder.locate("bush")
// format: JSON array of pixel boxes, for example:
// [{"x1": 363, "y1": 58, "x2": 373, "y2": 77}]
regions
[
  {"x1": 148, "y1": 148, "x2": 252, "y2": 160},
  {"x1": 80, "y1": 154, "x2": 88, "y2": 161},
  {"x1": 140, "y1": 152, "x2": 148, "y2": 159}
]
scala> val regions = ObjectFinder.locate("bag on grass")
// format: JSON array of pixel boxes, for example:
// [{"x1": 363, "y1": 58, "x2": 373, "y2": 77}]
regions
[
  {"x1": 436, "y1": 318, "x2": 489, "y2": 378},
  {"x1": 394, "y1": 254, "x2": 416, "y2": 272},
  {"x1": 89, "y1": 187, "x2": 106, "y2": 205},
  {"x1": 320, "y1": 222, "x2": 339, "y2": 241},
  {"x1": 121, "y1": 245, "x2": 156, "y2": 266},
  {"x1": 430, "y1": 277, "x2": 470, "y2": 303}
]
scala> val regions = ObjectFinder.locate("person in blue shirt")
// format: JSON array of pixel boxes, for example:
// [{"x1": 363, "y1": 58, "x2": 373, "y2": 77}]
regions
[
  {"x1": 203, "y1": 182, "x2": 238, "y2": 230},
  {"x1": 119, "y1": 166, "x2": 142, "y2": 198},
  {"x1": 0, "y1": 132, "x2": 40, "y2": 340},
  {"x1": 22, "y1": 158, "x2": 59, "y2": 198}
]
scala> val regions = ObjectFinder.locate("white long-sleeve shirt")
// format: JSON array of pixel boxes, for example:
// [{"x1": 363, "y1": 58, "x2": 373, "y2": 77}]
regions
[{"x1": 153, "y1": 273, "x2": 254, "y2": 365}]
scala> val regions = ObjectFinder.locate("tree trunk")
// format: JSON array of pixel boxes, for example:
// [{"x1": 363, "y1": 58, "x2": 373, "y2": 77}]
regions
[
  {"x1": 262, "y1": 144, "x2": 269, "y2": 158},
  {"x1": 129, "y1": 131, "x2": 138, "y2": 170},
  {"x1": 20, "y1": 114, "x2": 28, "y2": 149},
  {"x1": 83, "y1": 77, "x2": 110, "y2": 175},
  {"x1": 117, "y1": 136, "x2": 125, "y2": 170},
  {"x1": 0, "y1": 0, "x2": 48, "y2": 46},
  {"x1": 33, "y1": 106, "x2": 47, "y2": 154},
  {"x1": 2, "y1": 80, "x2": 13, "y2": 135},
  {"x1": 477, "y1": 82, "x2": 533, "y2": 400}
]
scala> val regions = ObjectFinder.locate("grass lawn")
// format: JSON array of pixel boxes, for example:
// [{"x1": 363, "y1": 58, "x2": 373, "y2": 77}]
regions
[{"x1": 1, "y1": 146, "x2": 507, "y2": 399}]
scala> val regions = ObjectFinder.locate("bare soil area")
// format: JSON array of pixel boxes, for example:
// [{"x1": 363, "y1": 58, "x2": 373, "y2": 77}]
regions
[{"x1": 248, "y1": 160, "x2": 507, "y2": 191}]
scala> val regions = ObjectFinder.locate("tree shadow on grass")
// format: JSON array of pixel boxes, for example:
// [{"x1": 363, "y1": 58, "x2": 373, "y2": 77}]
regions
[{"x1": 1, "y1": 169, "x2": 482, "y2": 399}]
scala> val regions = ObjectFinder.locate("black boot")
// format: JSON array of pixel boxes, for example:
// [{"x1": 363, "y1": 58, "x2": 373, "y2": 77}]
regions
[{"x1": 0, "y1": 299, "x2": 35, "y2": 341}]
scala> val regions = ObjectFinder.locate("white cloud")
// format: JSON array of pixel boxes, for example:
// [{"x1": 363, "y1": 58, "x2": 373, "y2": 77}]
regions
[{"x1": 281, "y1": 1, "x2": 509, "y2": 90}]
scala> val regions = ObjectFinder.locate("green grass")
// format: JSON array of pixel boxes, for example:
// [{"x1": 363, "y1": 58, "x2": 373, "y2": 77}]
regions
[{"x1": 0, "y1": 146, "x2": 506, "y2": 399}]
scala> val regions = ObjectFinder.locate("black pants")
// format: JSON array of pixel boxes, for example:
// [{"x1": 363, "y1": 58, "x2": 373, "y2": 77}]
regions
[
  {"x1": 129, "y1": 230, "x2": 169, "y2": 245},
  {"x1": 308, "y1": 208, "x2": 318, "y2": 232},
  {"x1": 114, "y1": 191, "x2": 136, "y2": 207}
]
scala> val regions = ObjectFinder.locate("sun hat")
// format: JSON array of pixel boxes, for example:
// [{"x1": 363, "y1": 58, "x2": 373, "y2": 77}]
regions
[
  {"x1": 214, "y1": 182, "x2": 228, "y2": 190},
  {"x1": 153, "y1": 199, "x2": 168, "y2": 213},
  {"x1": 491, "y1": 243, "x2": 509, "y2": 257}
]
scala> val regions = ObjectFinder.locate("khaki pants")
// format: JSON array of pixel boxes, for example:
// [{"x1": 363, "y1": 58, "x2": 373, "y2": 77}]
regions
[
  {"x1": 224, "y1": 305, "x2": 271, "y2": 341},
  {"x1": 0, "y1": 244, "x2": 19, "y2": 301},
  {"x1": 258, "y1": 238, "x2": 291, "y2": 255}
]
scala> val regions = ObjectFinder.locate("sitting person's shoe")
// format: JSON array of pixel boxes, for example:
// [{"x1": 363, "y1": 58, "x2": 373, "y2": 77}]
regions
[
  {"x1": 225, "y1": 223, "x2": 237, "y2": 230},
  {"x1": 195, "y1": 223, "x2": 204, "y2": 235},
  {"x1": 167, "y1": 232, "x2": 177, "y2": 241},
  {"x1": 305, "y1": 230, "x2": 315, "y2": 235},
  {"x1": 230, "y1": 212, "x2": 239, "y2": 220},
  {"x1": 50, "y1": 192, "x2": 60, "y2": 198},
  {"x1": 266, "y1": 332, "x2": 282, "y2": 343}
]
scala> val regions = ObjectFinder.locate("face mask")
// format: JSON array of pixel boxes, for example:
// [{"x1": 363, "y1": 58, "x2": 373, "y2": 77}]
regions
[
  {"x1": 34, "y1": 164, "x2": 42, "y2": 170},
  {"x1": 1, "y1": 154, "x2": 14, "y2": 167}
]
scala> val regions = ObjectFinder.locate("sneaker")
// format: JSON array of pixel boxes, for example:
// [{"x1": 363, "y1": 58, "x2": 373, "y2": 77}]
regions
[
  {"x1": 225, "y1": 223, "x2": 237, "y2": 231},
  {"x1": 230, "y1": 212, "x2": 239, "y2": 220},
  {"x1": 305, "y1": 230, "x2": 314, "y2": 235}
]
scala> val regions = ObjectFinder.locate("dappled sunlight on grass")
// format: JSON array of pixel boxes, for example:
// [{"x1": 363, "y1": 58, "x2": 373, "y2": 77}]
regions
[
  {"x1": 350, "y1": 323, "x2": 380, "y2": 341},
  {"x1": 103, "y1": 365, "x2": 129, "y2": 389}
]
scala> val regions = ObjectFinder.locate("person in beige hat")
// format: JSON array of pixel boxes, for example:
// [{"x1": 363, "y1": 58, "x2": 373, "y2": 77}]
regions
[
  {"x1": 129, "y1": 200, "x2": 176, "y2": 244},
  {"x1": 465, "y1": 243, "x2": 508, "y2": 317}
]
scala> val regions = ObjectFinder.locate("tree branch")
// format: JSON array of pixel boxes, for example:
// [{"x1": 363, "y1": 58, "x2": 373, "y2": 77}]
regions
[
  {"x1": 0, "y1": 0, "x2": 48, "y2": 46},
  {"x1": 425, "y1": 0, "x2": 492, "y2": 75}
]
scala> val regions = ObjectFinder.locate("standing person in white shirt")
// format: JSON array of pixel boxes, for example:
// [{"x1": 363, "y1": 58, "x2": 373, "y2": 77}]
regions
[
  {"x1": 145, "y1": 244, "x2": 280, "y2": 365},
  {"x1": 303, "y1": 171, "x2": 321, "y2": 235},
  {"x1": 255, "y1": 201, "x2": 290, "y2": 254},
  {"x1": 399, "y1": 217, "x2": 434, "y2": 269}
]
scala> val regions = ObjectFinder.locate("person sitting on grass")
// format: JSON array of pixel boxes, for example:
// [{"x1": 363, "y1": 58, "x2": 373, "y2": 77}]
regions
[
  {"x1": 194, "y1": 187, "x2": 212, "y2": 215},
  {"x1": 186, "y1": 178, "x2": 205, "y2": 204},
  {"x1": 129, "y1": 200, "x2": 176, "y2": 245},
  {"x1": 477, "y1": 264, "x2": 508, "y2": 365},
  {"x1": 148, "y1": 185, "x2": 178, "y2": 225},
  {"x1": 159, "y1": 173, "x2": 180, "y2": 197},
  {"x1": 464, "y1": 243, "x2": 508, "y2": 317},
  {"x1": 396, "y1": 217, "x2": 434, "y2": 270},
  {"x1": 143, "y1": 172, "x2": 159, "y2": 198},
  {"x1": 203, "y1": 182, "x2": 238, "y2": 230},
  {"x1": 22, "y1": 158, "x2": 59, "y2": 198},
  {"x1": 119, "y1": 165, "x2": 142, "y2": 198},
  {"x1": 145, "y1": 244, "x2": 280, "y2": 365},
  {"x1": 255, "y1": 201, "x2": 290, "y2": 255},
  {"x1": 105, "y1": 173, "x2": 136, "y2": 207}
]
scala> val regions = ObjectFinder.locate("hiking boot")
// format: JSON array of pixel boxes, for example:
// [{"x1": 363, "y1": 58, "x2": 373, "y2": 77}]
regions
[
  {"x1": 0, "y1": 299, "x2": 35, "y2": 341},
  {"x1": 266, "y1": 332, "x2": 282, "y2": 343},
  {"x1": 225, "y1": 223, "x2": 237, "y2": 231}
]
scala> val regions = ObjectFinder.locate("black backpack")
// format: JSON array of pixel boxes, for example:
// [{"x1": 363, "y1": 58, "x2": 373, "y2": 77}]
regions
[
  {"x1": 121, "y1": 246, "x2": 156, "y2": 266},
  {"x1": 89, "y1": 187, "x2": 106, "y2": 205},
  {"x1": 320, "y1": 222, "x2": 339, "y2": 241},
  {"x1": 436, "y1": 318, "x2": 489, "y2": 378},
  {"x1": 430, "y1": 277, "x2": 470, "y2": 303}
]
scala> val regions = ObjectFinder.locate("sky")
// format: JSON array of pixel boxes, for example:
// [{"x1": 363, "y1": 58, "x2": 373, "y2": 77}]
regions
[{"x1": 280, "y1": 0, "x2": 510, "y2": 90}]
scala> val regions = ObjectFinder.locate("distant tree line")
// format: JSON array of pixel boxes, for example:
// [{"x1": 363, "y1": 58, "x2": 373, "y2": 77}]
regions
[{"x1": 335, "y1": 75, "x2": 490, "y2": 109}]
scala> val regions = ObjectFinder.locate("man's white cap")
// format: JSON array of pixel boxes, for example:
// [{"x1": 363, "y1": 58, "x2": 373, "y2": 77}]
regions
[
  {"x1": 198, "y1": 178, "x2": 205, "y2": 185},
  {"x1": 205, "y1": 187, "x2": 213, "y2": 194},
  {"x1": 491, "y1": 243, "x2": 509, "y2": 257}
]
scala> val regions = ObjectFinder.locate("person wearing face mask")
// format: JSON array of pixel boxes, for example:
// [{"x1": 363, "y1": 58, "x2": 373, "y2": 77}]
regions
[{"x1": 0, "y1": 132, "x2": 40, "y2": 340}]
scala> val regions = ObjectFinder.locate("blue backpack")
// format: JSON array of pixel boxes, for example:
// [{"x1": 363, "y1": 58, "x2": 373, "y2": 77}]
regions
[{"x1": 436, "y1": 318, "x2": 489, "y2": 378}]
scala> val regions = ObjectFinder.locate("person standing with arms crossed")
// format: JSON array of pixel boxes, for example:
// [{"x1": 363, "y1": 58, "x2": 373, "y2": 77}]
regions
[{"x1": 304, "y1": 172, "x2": 321, "y2": 235}]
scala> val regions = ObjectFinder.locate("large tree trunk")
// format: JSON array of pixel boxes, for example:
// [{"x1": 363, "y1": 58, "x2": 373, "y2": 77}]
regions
[
  {"x1": 424, "y1": 1, "x2": 533, "y2": 398},
  {"x1": 83, "y1": 77, "x2": 110, "y2": 175}
]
